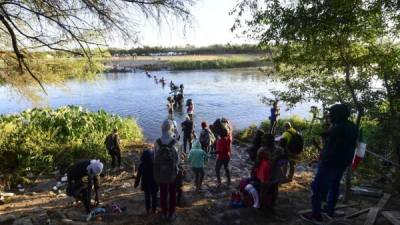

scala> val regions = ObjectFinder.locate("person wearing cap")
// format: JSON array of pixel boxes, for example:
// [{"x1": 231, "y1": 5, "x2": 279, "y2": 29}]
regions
[
  {"x1": 66, "y1": 159, "x2": 104, "y2": 213},
  {"x1": 279, "y1": 122, "x2": 299, "y2": 182},
  {"x1": 302, "y1": 104, "x2": 358, "y2": 223},
  {"x1": 104, "y1": 128, "x2": 122, "y2": 169}
]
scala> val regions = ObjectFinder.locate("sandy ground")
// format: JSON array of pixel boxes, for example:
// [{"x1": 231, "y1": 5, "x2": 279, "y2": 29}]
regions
[{"x1": 1, "y1": 144, "x2": 399, "y2": 225}]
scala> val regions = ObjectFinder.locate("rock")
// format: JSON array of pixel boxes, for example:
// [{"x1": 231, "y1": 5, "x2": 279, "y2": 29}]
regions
[
  {"x1": 47, "y1": 209, "x2": 66, "y2": 220},
  {"x1": 13, "y1": 217, "x2": 33, "y2": 225},
  {"x1": 0, "y1": 214, "x2": 15, "y2": 224}
]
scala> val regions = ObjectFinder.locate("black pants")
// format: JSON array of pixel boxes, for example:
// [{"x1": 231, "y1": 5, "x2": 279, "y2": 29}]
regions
[
  {"x1": 192, "y1": 167, "x2": 205, "y2": 190},
  {"x1": 108, "y1": 149, "x2": 121, "y2": 168},
  {"x1": 144, "y1": 188, "x2": 158, "y2": 212},
  {"x1": 183, "y1": 134, "x2": 192, "y2": 153},
  {"x1": 67, "y1": 181, "x2": 90, "y2": 213},
  {"x1": 215, "y1": 159, "x2": 231, "y2": 184}
]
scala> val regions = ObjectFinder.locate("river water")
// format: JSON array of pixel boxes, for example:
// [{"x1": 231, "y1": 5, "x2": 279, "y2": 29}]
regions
[{"x1": 0, "y1": 68, "x2": 315, "y2": 141}]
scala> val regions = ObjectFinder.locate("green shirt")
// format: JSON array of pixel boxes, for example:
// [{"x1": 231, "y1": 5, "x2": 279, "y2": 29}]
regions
[{"x1": 188, "y1": 146, "x2": 206, "y2": 168}]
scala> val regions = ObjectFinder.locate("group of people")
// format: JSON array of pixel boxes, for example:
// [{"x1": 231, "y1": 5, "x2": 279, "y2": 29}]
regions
[{"x1": 65, "y1": 83, "x2": 359, "y2": 224}]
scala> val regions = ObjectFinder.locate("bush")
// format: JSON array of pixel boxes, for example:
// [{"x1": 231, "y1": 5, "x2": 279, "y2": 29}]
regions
[{"x1": 0, "y1": 106, "x2": 143, "y2": 186}]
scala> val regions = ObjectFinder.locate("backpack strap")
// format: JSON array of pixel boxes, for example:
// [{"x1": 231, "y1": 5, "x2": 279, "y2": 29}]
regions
[{"x1": 167, "y1": 139, "x2": 176, "y2": 148}]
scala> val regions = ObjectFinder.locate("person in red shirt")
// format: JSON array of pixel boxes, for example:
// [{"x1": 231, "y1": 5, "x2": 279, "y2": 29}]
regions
[{"x1": 215, "y1": 129, "x2": 231, "y2": 187}]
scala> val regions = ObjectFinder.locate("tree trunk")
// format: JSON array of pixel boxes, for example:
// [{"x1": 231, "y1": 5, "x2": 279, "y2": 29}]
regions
[{"x1": 343, "y1": 65, "x2": 363, "y2": 203}]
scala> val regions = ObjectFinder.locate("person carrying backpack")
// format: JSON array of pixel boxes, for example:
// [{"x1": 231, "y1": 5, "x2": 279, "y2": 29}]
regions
[
  {"x1": 188, "y1": 141, "x2": 207, "y2": 191},
  {"x1": 301, "y1": 104, "x2": 358, "y2": 223},
  {"x1": 279, "y1": 122, "x2": 303, "y2": 182},
  {"x1": 153, "y1": 119, "x2": 180, "y2": 222},
  {"x1": 181, "y1": 116, "x2": 194, "y2": 153},
  {"x1": 255, "y1": 133, "x2": 287, "y2": 211},
  {"x1": 104, "y1": 128, "x2": 122, "y2": 169},
  {"x1": 134, "y1": 149, "x2": 158, "y2": 214},
  {"x1": 199, "y1": 121, "x2": 215, "y2": 153}
]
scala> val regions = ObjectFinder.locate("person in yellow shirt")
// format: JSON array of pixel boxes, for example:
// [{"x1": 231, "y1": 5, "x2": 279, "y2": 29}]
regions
[{"x1": 280, "y1": 122, "x2": 299, "y2": 182}]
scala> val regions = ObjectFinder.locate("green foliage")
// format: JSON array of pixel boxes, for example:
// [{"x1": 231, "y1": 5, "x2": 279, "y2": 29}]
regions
[{"x1": 0, "y1": 106, "x2": 143, "y2": 185}]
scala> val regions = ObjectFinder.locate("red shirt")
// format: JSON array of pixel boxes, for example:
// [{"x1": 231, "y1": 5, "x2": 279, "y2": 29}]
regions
[{"x1": 216, "y1": 136, "x2": 231, "y2": 161}]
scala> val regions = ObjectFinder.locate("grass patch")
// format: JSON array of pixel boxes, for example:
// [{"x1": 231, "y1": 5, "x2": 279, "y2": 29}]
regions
[{"x1": 0, "y1": 106, "x2": 143, "y2": 186}]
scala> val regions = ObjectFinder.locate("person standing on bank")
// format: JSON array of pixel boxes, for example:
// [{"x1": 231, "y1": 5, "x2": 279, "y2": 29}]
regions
[
  {"x1": 215, "y1": 129, "x2": 232, "y2": 187},
  {"x1": 269, "y1": 101, "x2": 280, "y2": 134},
  {"x1": 302, "y1": 104, "x2": 358, "y2": 223},
  {"x1": 104, "y1": 128, "x2": 122, "y2": 170},
  {"x1": 153, "y1": 119, "x2": 180, "y2": 222}
]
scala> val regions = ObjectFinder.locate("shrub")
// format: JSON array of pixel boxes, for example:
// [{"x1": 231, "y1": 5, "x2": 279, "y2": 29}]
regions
[{"x1": 0, "y1": 106, "x2": 143, "y2": 186}]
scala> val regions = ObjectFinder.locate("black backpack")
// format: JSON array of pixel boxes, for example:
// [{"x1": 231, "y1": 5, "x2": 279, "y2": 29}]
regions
[
  {"x1": 153, "y1": 139, "x2": 177, "y2": 184},
  {"x1": 287, "y1": 130, "x2": 304, "y2": 154}
]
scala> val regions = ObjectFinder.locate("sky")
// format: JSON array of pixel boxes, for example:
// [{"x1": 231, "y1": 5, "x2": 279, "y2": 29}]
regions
[{"x1": 111, "y1": 0, "x2": 250, "y2": 48}]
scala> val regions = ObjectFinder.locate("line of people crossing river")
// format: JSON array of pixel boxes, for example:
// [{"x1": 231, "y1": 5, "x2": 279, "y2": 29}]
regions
[{"x1": 65, "y1": 71, "x2": 359, "y2": 224}]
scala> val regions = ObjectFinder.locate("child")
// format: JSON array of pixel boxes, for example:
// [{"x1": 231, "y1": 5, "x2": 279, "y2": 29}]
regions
[
  {"x1": 134, "y1": 149, "x2": 158, "y2": 214},
  {"x1": 188, "y1": 141, "x2": 207, "y2": 191}
]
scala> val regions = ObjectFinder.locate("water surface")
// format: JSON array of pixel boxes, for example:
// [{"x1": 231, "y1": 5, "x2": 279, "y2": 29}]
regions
[{"x1": 0, "y1": 68, "x2": 315, "y2": 141}]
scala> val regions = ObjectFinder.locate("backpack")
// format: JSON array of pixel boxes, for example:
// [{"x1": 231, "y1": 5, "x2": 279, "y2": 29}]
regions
[
  {"x1": 153, "y1": 139, "x2": 177, "y2": 184},
  {"x1": 287, "y1": 130, "x2": 304, "y2": 154},
  {"x1": 200, "y1": 129, "x2": 214, "y2": 145}
]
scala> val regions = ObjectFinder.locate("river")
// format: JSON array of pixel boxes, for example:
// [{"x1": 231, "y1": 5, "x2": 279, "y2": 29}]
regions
[{"x1": 0, "y1": 68, "x2": 315, "y2": 141}]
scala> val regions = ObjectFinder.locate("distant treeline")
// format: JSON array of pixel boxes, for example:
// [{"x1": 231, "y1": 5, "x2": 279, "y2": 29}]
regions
[{"x1": 108, "y1": 44, "x2": 270, "y2": 56}]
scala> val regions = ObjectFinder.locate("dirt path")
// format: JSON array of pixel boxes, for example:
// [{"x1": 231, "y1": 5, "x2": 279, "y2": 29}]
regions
[{"x1": 0, "y1": 144, "x2": 399, "y2": 225}]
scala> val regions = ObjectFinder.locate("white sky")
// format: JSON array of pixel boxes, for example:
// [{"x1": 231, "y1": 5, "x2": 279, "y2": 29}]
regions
[{"x1": 110, "y1": 0, "x2": 250, "y2": 48}]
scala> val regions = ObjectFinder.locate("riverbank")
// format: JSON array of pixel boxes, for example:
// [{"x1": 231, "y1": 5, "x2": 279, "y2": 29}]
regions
[
  {"x1": 1, "y1": 143, "x2": 398, "y2": 225},
  {"x1": 104, "y1": 54, "x2": 271, "y2": 72}
]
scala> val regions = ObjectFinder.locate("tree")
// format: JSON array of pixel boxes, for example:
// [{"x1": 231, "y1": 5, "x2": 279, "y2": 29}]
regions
[
  {"x1": 232, "y1": 0, "x2": 400, "y2": 199},
  {"x1": 0, "y1": 0, "x2": 194, "y2": 92}
]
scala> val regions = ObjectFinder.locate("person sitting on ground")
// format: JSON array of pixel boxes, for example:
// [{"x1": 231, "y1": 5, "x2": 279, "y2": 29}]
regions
[
  {"x1": 104, "y1": 128, "x2": 122, "y2": 170},
  {"x1": 153, "y1": 119, "x2": 180, "y2": 222},
  {"x1": 269, "y1": 101, "x2": 280, "y2": 134},
  {"x1": 134, "y1": 148, "x2": 158, "y2": 214},
  {"x1": 215, "y1": 129, "x2": 232, "y2": 187},
  {"x1": 302, "y1": 104, "x2": 358, "y2": 223},
  {"x1": 247, "y1": 129, "x2": 265, "y2": 162},
  {"x1": 181, "y1": 116, "x2": 194, "y2": 153},
  {"x1": 254, "y1": 133, "x2": 285, "y2": 212},
  {"x1": 66, "y1": 159, "x2": 103, "y2": 213},
  {"x1": 188, "y1": 141, "x2": 207, "y2": 191},
  {"x1": 279, "y1": 122, "x2": 299, "y2": 182},
  {"x1": 199, "y1": 121, "x2": 216, "y2": 153}
]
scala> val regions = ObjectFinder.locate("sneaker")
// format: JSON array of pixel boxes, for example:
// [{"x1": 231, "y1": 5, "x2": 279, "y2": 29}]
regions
[{"x1": 300, "y1": 212, "x2": 323, "y2": 225}]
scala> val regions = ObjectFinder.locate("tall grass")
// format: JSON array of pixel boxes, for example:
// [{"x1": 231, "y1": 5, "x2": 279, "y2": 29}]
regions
[{"x1": 0, "y1": 106, "x2": 143, "y2": 186}]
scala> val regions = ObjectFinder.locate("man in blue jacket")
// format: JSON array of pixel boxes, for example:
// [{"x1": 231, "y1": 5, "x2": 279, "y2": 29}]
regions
[{"x1": 302, "y1": 104, "x2": 358, "y2": 223}]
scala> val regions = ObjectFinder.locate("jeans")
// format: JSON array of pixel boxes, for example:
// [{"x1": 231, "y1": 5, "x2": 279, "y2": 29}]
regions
[
  {"x1": 183, "y1": 134, "x2": 192, "y2": 153},
  {"x1": 192, "y1": 167, "x2": 205, "y2": 190},
  {"x1": 215, "y1": 159, "x2": 231, "y2": 184},
  {"x1": 311, "y1": 164, "x2": 346, "y2": 216},
  {"x1": 144, "y1": 188, "x2": 158, "y2": 212},
  {"x1": 159, "y1": 183, "x2": 176, "y2": 216},
  {"x1": 108, "y1": 149, "x2": 121, "y2": 168}
]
